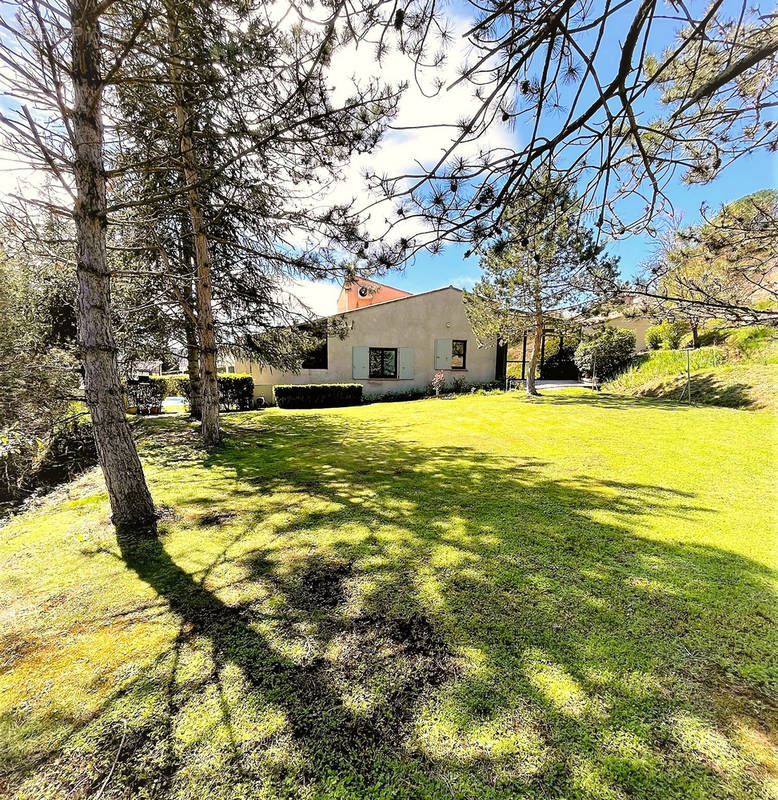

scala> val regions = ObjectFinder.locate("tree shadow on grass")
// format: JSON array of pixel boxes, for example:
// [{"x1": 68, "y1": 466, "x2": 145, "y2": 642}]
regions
[{"x1": 5, "y1": 413, "x2": 777, "y2": 799}]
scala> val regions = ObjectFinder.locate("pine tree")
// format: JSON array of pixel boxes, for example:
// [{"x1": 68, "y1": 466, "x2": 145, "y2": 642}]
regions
[{"x1": 464, "y1": 178, "x2": 618, "y2": 396}]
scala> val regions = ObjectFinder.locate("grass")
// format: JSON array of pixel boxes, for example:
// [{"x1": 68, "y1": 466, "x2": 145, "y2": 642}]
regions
[
  {"x1": 606, "y1": 337, "x2": 778, "y2": 409},
  {"x1": 1, "y1": 391, "x2": 777, "y2": 799}
]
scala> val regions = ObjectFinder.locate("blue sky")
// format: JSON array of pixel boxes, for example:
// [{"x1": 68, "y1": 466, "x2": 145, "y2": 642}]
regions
[
  {"x1": 2, "y1": 0, "x2": 774, "y2": 312},
  {"x1": 375, "y1": 145, "x2": 777, "y2": 295},
  {"x1": 361, "y1": 0, "x2": 778, "y2": 297}
]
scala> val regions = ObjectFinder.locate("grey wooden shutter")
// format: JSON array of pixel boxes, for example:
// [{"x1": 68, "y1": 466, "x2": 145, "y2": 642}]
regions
[
  {"x1": 434, "y1": 338, "x2": 452, "y2": 370},
  {"x1": 398, "y1": 348, "x2": 414, "y2": 379},
  {"x1": 352, "y1": 346, "x2": 369, "y2": 378}
]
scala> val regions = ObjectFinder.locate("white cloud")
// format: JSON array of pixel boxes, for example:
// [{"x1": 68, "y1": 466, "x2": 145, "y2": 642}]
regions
[
  {"x1": 323, "y1": 14, "x2": 517, "y2": 243},
  {"x1": 451, "y1": 274, "x2": 478, "y2": 290},
  {"x1": 278, "y1": 277, "x2": 341, "y2": 317}
]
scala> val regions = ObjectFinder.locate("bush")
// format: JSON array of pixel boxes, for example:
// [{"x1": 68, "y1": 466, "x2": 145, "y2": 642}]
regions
[
  {"x1": 164, "y1": 373, "x2": 255, "y2": 412},
  {"x1": 274, "y1": 383, "x2": 362, "y2": 409},
  {"x1": 645, "y1": 325, "x2": 663, "y2": 350},
  {"x1": 645, "y1": 320, "x2": 688, "y2": 350},
  {"x1": 125, "y1": 376, "x2": 168, "y2": 415},
  {"x1": 574, "y1": 327, "x2": 636, "y2": 379},
  {"x1": 369, "y1": 387, "x2": 429, "y2": 404},
  {"x1": 218, "y1": 374, "x2": 254, "y2": 411},
  {"x1": 166, "y1": 374, "x2": 191, "y2": 403}
]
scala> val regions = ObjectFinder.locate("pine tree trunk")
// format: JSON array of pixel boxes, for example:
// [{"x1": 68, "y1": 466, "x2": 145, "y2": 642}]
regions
[
  {"x1": 525, "y1": 315, "x2": 543, "y2": 396},
  {"x1": 180, "y1": 238, "x2": 201, "y2": 419},
  {"x1": 166, "y1": 4, "x2": 220, "y2": 446},
  {"x1": 71, "y1": 0, "x2": 156, "y2": 533},
  {"x1": 526, "y1": 268, "x2": 544, "y2": 397}
]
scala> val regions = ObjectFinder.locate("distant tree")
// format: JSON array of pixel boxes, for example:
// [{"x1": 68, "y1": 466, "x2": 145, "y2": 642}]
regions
[
  {"x1": 463, "y1": 178, "x2": 618, "y2": 396},
  {"x1": 644, "y1": 190, "x2": 778, "y2": 332}
]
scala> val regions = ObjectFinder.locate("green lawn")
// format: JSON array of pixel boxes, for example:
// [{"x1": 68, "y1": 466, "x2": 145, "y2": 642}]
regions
[{"x1": 1, "y1": 391, "x2": 777, "y2": 799}]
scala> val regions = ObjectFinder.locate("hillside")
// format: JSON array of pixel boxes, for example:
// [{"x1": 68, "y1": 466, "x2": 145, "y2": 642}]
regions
[{"x1": 606, "y1": 332, "x2": 778, "y2": 409}]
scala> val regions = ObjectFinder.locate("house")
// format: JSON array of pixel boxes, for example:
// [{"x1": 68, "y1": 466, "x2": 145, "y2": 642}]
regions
[
  {"x1": 235, "y1": 282, "x2": 505, "y2": 403},
  {"x1": 336, "y1": 277, "x2": 412, "y2": 311},
  {"x1": 586, "y1": 310, "x2": 652, "y2": 350}
]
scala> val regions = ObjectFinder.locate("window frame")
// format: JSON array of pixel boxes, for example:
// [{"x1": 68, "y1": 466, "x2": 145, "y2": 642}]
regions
[
  {"x1": 368, "y1": 346, "x2": 398, "y2": 379},
  {"x1": 451, "y1": 339, "x2": 467, "y2": 370}
]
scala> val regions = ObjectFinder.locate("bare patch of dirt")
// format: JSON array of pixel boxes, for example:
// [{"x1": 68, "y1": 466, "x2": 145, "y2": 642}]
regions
[
  {"x1": 294, "y1": 557, "x2": 353, "y2": 609},
  {"x1": 196, "y1": 510, "x2": 236, "y2": 527},
  {"x1": 0, "y1": 631, "x2": 37, "y2": 669}
]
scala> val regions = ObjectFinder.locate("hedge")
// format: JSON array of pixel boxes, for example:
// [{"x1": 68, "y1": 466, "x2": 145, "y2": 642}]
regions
[
  {"x1": 274, "y1": 383, "x2": 362, "y2": 409},
  {"x1": 165, "y1": 373, "x2": 255, "y2": 412}
]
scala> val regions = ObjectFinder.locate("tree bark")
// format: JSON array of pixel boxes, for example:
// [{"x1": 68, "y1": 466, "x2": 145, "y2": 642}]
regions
[
  {"x1": 166, "y1": 4, "x2": 220, "y2": 446},
  {"x1": 71, "y1": 0, "x2": 156, "y2": 533},
  {"x1": 525, "y1": 315, "x2": 543, "y2": 396},
  {"x1": 526, "y1": 267, "x2": 543, "y2": 396},
  {"x1": 180, "y1": 236, "x2": 201, "y2": 419},
  {"x1": 690, "y1": 322, "x2": 699, "y2": 349}
]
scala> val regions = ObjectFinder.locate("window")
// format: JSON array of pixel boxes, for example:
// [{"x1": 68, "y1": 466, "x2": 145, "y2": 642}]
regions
[
  {"x1": 451, "y1": 339, "x2": 467, "y2": 369},
  {"x1": 301, "y1": 323, "x2": 328, "y2": 369},
  {"x1": 369, "y1": 347, "x2": 397, "y2": 378}
]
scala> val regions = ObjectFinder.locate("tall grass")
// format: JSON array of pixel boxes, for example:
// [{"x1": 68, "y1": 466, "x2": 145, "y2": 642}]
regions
[{"x1": 607, "y1": 346, "x2": 726, "y2": 393}]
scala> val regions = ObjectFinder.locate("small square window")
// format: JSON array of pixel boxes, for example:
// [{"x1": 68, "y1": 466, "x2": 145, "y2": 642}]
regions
[
  {"x1": 451, "y1": 340, "x2": 467, "y2": 369},
  {"x1": 369, "y1": 347, "x2": 397, "y2": 378}
]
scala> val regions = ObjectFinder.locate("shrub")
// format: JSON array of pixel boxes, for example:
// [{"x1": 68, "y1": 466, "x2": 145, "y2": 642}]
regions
[
  {"x1": 166, "y1": 374, "x2": 191, "y2": 404},
  {"x1": 274, "y1": 383, "x2": 362, "y2": 409},
  {"x1": 431, "y1": 370, "x2": 446, "y2": 396},
  {"x1": 125, "y1": 376, "x2": 168, "y2": 415},
  {"x1": 163, "y1": 373, "x2": 254, "y2": 412},
  {"x1": 369, "y1": 387, "x2": 429, "y2": 403},
  {"x1": 645, "y1": 325, "x2": 663, "y2": 350},
  {"x1": 218, "y1": 374, "x2": 254, "y2": 411},
  {"x1": 574, "y1": 327, "x2": 636, "y2": 379},
  {"x1": 646, "y1": 320, "x2": 688, "y2": 350}
]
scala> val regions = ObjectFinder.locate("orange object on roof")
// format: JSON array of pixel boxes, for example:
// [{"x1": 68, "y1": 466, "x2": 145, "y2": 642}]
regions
[{"x1": 336, "y1": 278, "x2": 412, "y2": 312}]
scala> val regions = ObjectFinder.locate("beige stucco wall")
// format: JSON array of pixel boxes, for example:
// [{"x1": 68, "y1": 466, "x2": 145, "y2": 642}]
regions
[
  {"x1": 235, "y1": 287, "x2": 498, "y2": 403},
  {"x1": 591, "y1": 314, "x2": 651, "y2": 351}
]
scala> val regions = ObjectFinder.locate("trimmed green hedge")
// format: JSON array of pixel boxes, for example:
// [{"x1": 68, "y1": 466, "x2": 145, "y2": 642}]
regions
[
  {"x1": 165, "y1": 373, "x2": 255, "y2": 412},
  {"x1": 274, "y1": 383, "x2": 362, "y2": 409}
]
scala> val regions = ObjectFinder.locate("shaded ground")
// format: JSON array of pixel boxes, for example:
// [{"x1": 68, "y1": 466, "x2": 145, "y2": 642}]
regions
[{"x1": 1, "y1": 392, "x2": 776, "y2": 799}]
